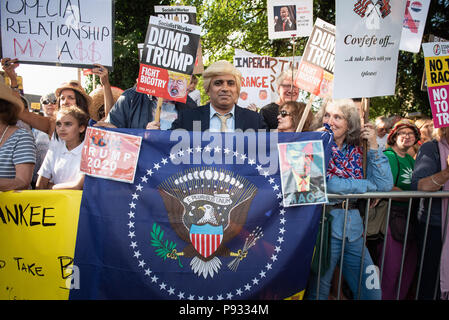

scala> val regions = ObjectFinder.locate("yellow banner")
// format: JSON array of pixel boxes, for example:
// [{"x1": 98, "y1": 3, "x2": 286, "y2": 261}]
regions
[
  {"x1": 0, "y1": 190, "x2": 81, "y2": 300},
  {"x1": 425, "y1": 56, "x2": 449, "y2": 87}
]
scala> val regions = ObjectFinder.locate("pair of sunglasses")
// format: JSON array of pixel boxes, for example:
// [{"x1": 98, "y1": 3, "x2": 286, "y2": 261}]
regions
[
  {"x1": 279, "y1": 110, "x2": 292, "y2": 117},
  {"x1": 42, "y1": 99, "x2": 57, "y2": 105}
]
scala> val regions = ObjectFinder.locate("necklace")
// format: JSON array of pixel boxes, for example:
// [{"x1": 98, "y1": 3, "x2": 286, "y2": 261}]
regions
[{"x1": 0, "y1": 125, "x2": 9, "y2": 145}]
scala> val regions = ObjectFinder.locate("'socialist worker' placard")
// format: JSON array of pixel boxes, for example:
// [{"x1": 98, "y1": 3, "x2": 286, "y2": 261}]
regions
[
  {"x1": 294, "y1": 18, "x2": 335, "y2": 98},
  {"x1": 80, "y1": 127, "x2": 142, "y2": 183},
  {"x1": 136, "y1": 16, "x2": 201, "y2": 103},
  {"x1": 423, "y1": 42, "x2": 449, "y2": 129}
]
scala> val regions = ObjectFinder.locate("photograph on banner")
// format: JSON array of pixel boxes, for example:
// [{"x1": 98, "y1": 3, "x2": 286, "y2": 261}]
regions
[
  {"x1": 422, "y1": 42, "x2": 449, "y2": 129},
  {"x1": 294, "y1": 18, "x2": 335, "y2": 98},
  {"x1": 80, "y1": 127, "x2": 142, "y2": 183},
  {"x1": 399, "y1": 0, "x2": 430, "y2": 53},
  {"x1": 278, "y1": 140, "x2": 327, "y2": 207},
  {"x1": 234, "y1": 49, "x2": 302, "y2": 109},
  {"x1": 154, "y1": 5, "x2": 204, "y2": 74},
  {"x1": 136, "y1": 16, "x2": 201, "y2": 102},
  {"x1": 0, "y1": 0, "x2": 114, "y2": 69},
  {"x1": 267, "y1": 0, "x2": 313, "y2": 40},
  {"x1": 333, "y1": 0, "x2": 406, "y2": 99},
  {"x1": 0, "y1": 190, "x2": 82, "y2": 300}
]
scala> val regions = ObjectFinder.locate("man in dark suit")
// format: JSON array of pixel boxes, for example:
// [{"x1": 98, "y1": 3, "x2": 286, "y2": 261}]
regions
[{"x1": 170, "y1": 60, "x2": 267, "y2": 132}]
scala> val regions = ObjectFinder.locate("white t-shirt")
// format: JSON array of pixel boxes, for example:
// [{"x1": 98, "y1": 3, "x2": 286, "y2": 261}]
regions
[
  {"x1": 188, "y1": 89, "x2": 201, "y2": 106},
  {"x1": 38, "y1": 138, "x2": 83, "y2": 184}
]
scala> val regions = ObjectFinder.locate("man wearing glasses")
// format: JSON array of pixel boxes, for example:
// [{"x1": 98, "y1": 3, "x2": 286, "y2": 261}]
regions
[{"x1": 259, "y1": 69, "x2": 300, "y2": 130}]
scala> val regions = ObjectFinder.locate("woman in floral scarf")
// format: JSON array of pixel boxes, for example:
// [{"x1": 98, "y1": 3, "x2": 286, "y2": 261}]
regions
[{"x1": 307, "y1": 99, "x2": 393, "y2": 300}]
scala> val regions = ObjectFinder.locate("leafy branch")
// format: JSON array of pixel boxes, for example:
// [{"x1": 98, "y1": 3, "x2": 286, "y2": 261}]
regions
[{"x1": 150, "y1": 223, "x2": 183, "y2": 268}]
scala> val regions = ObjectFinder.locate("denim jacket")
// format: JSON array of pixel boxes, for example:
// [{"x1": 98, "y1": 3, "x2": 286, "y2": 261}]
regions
[{"x1": 327, "y1": 145, "x2": 393, "y2": 241}]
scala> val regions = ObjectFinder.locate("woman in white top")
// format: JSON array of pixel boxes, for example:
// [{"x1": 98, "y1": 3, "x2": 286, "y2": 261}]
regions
[{"x1": 36, "y1": 106, "x2": 89, "y2": 190}]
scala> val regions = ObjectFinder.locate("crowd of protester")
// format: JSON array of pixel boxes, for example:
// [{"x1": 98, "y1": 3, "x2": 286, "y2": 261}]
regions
[{"x1": 1, "y1": 58, "x2": 448, "y2": 300}]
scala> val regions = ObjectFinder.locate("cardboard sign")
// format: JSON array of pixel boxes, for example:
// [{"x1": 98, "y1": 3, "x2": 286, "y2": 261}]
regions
[
  {"x1": 422, "y1": 42, "x2": 449, "y2": 128},
  {"x1": 234, "y1": 49, "x2": 302, "y2": 108},
  {"x1": 0, "y1": 190, "x2": 81, "y2": 300},
  {"x1": 0, "y1": 0, "x2": 114, "y2": 68},
  {"x1": 267, "y1": 0, "x2": 313, "y2": 39},
  {"x1": 294, "y1": 18, "x2": 335, "y2": 98},
  {"x1": 278, "y1": 140, "x2": 327, "y2": 207},
  {"x1": 80, "y1": 127, "x2": 142, "y2": 183},
  {"x1": 136, "y1": 16, "x2": 201, "y2": 102},
  {"x1": 154, "y1": 5, "x2": 203, "y2": 74},
  {"x1": 333, "y1": 0, "x2": 406, "y2": 99},
  {"x1": 399, "y1": 0, "x2": 430, "y2": 53}
]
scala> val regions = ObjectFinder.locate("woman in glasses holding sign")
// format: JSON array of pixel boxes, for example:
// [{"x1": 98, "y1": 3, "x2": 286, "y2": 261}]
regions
[{"x1": 307, "y1": 98, "x2": 393, "y2": 300}]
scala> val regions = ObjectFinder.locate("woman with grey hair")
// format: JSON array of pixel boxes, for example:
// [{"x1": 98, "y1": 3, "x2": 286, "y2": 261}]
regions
[
  {"x1": 259, "y1": 69, "x2": 299, "y2": 130},
  {"x1": 307, "y1": 98, "x2": 393, "y2": 300}
]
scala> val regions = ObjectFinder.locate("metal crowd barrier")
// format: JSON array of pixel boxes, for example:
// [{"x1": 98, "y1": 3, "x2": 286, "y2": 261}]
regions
[{"x1": 313, "y1": 191, "x2": 449, "y2": 300}]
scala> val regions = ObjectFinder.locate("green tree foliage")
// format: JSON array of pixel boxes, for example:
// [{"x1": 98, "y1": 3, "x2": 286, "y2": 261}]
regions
[
  {"x1": 109, "y1": 0, "x2": 170, "y2": 90},
  {"x1": 170, "y1": 0, "x2": 448, "y2": 118}
]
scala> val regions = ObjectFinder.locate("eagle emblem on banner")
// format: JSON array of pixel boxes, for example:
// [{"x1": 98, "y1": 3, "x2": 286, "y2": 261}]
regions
[{"x1": 156, "y1": 168, "x2": 262, "y2": 279}]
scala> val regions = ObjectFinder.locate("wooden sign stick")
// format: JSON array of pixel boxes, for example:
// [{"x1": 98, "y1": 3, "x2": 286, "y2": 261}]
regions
[
  {"x1": 296, "y1": 94, "x2": 315, "y2": 132},
  {"x1": 362, "y1": 97, "x2": 370, "y2": 178},
  {"x1": 154, "y1": 97, "x2": 163, "y2": 123}
]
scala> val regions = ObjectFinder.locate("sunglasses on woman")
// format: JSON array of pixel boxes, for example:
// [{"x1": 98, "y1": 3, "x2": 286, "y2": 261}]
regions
[
  {"x1": 279, "y1": 110, "x2": 292, "y2": 117},
  {"x1": 42, "y1": 99, "x2": 57, "y2": 105}
]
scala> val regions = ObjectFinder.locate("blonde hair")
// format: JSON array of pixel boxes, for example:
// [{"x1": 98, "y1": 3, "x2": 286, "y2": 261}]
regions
[{"x1": 202, "y1": 60, "x2": 242, "y2": 94}]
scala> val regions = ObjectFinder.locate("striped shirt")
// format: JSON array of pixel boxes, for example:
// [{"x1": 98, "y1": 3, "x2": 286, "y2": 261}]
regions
[{"x1": 0, "y1": 128, "x2": 36, "y2": 179}]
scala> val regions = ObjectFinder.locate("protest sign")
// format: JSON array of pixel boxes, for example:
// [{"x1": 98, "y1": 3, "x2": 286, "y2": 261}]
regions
[
  {"x1": 234, "y1": 49, "x2": 301, "y2": 108},
  {"x1": 154, "y1": 5, "x2": 203, "y2": 74},
  {"x1": 80, "y1": 127, "x2": 142, "y2": 183},
  {"x1": 0, "y1": 0, "x2": 114, "y2": 68},
  {"x1": 154, "y1": 5, "x2": 197, "y2": 25},
  {"x1": 421, "y1": 35, "x2": 449, "y2": 91},
  {"x1": 333, "y1": 0, "x2": 406, "y2": 99},
  {"x1": 422, "y1": 42, "x2": 449, "y2": 128},
  {"x1": 136, "y1": 16, "x2": 201, "y2": 103},
  {"x1": 267, "y1": 0, "x2": 313, "y2": 40},
  {"x1": 0, "y1": 190, "x2": 81, "y2": 300},
  {"x1": 294, "y1": 18, "x2": 335, "y2": 98},
  {"x1": 278, "y1": 140, "x2": 327, "y2": 207},
  {"x1": 399, "y1": 0, "x2": 430, "y2": 53}
]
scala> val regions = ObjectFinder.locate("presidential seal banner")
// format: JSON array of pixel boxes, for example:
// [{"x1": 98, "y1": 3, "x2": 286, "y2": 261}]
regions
[
  {"x1": 0, "y1": 190, "x2": 82, "y2": 300},
  {"x1": 69, "y1": 129, "x2": 332, "y2": 300}
]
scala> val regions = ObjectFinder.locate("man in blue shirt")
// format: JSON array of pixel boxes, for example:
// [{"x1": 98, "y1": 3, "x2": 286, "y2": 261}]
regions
[{"x1": 170, "y1": 60, "x2": 267, "y2": 132}]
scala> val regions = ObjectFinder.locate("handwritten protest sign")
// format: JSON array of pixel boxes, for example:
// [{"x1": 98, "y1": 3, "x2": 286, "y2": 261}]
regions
[
  {"x1": 333, "y1": 0, "x2": 406, "y2": 99},
  {"x1": 423, "y1": 42, "x2": 449, "y2": 128},
  {"x1": 0, "y1": 0, "x2": 113, "y2": 68},
  {"x1": 136, "y1": 16, "x2": 201, "y2": 103},
  {"x1": 234, "y1": 49, "x2": 301, "y2": 108},
  {"x1": 0, "y1": 190, "x2": 81, "y2": 300},
  {"x1": 399, "y1": 0, "x2": 430, "y2": 53},
  {"x1": 267, "y1": 0, "x2": 313, "y2": 40},
  {"x1": 294, "y1": 18, "x2": 335, "y2": 98},
  {"x1": 80, "y1": 127, "x2": 142, "y2": 183}
]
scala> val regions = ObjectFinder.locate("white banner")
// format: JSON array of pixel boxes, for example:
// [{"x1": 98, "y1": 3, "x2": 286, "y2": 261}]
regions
[
  {"x1": 0, "y1": 0, "x2": 114, "y2": 68},
  {"x1": 333, "y1": 0, "x2": 406, "y2": 99},
  {"x1": 233, "y1": 49, "x2": 302, "y2": 109},
  {"x1": 399, "y1": 0, "x2": 431, "y2": 53},
  {"x1": 267, "y1": 0, "x2": 313, "y2": 40}
]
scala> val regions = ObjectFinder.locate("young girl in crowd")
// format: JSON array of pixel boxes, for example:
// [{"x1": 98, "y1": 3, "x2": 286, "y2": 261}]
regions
[{"x1": 36, "y1": 106, "x2": 89, "y2": 190}]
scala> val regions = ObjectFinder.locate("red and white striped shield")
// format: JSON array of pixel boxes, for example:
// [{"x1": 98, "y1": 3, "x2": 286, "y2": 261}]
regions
[{"x1": 189, "y1": 224, "x2": 223, "y2": 258}]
